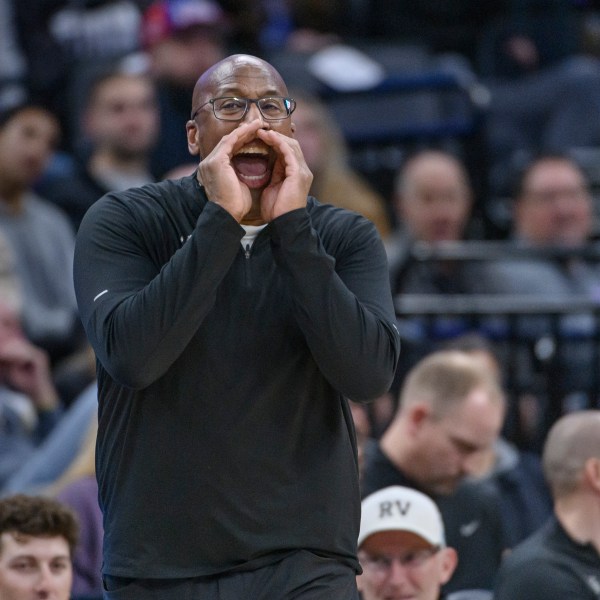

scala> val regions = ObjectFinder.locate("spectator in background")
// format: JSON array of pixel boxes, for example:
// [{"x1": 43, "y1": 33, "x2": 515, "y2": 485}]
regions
[
  {"x1": 39, "y1": 69, "x2": 160, "y2": 231},
  {"x1": 485, "y1": 154, "x2": 600, "y2": 441},
  {"x1": 357, "y1": 485, "x2": 460, "y2": 600},
  {"x1": 0, "y1": 103, "x2": 82, "y2": 362},
  {"x1": 475, "y1": 3, "x2": 600, "y2": 195},
  {"x1": 2, "y1": 381, "x2": 97, "y2": 497},
  {"x1": 443, "y1": 333, "x2": 554, "y2": 548},
  {"x1": 290, "y1": 90, "x2": 392, "y2": 239},
  {"x1": 386, "y1": 149, "x2": 483, "y2": 295},
  {"x1": 495, "y1": 149, "x2": 596, "y2": 298},
  {"x1": 140, "y1": 0, "x2": 231, "y2": 178},
  {"x1": 362, "y1": 350, "x2": 506, "y2": 594},
  {"x1": 216, "y1": 0, "x2": 266, "y2": 55},
  {"x1": 11, "y1": 0, "x2": 144, "y2": 150},
  {"x1": 500, "y1": 154, "x2": 595, "y2": 252},
  {"x1": 494, "y1": 410, "x2": 600, "y2": 599},
  {"x1": 49, "y1": 416, "x2": 102, "y2": 599},
  {"x1": 0, "y1": 245, "x2": 65, "y2": 491},
  {"x1": 353, "y1": 0, "x2": 579, "y2": 76},
  {"x1": 0, "y1": 493, "x2": 77, "y2": 600},
  {"x1": 385, "y1": 150, "x2": 495, "y2": 390},
  {"x1": 362, "y1": 0, "x2": 600, "y2": 191},
  {"x1": 255, "y1": 0, "x2": 600, "y2": 207}
]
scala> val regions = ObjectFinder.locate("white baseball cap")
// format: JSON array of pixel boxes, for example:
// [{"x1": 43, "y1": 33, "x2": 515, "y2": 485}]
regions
[{"x1": 359, "y1": 486, "x2": 446, "y2": 548}]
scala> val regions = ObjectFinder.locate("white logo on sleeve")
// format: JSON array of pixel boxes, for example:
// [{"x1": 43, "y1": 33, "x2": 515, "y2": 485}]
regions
[{"x1": 93, "y1": 290, "x2": 108, "y2": 302}]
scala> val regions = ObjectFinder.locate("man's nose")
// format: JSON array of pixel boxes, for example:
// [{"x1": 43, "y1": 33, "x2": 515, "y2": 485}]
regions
[
  {"x1": 386, "y1": 558, "x2": 411, "y2": 584},
  {"x1": 245, "y1": 101, "x2": 266, "y2": 124},
  {"x1": 33, "y1": 565, "x2": 55, "y2": 592}
]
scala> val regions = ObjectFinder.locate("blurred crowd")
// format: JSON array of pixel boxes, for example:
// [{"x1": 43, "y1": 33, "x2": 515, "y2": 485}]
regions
[{"x1": 3, "y1": 0, "x2": 600, "y2": 598}]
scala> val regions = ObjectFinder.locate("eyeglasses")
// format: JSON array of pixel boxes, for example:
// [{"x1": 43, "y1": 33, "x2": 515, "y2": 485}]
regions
[
  {"x1": 523, "y1": 185, "x2": 589, "y2": 203},
  {"x1": 191, "y1": 96, "x2": 296, "y2": 121},
  {"x1": 359, "y1": 546, "x2": 440, "y2": 575}
]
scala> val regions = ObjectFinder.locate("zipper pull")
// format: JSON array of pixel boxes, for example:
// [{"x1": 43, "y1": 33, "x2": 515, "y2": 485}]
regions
[{"x1": 244, "y1": 243, "x2": 251, "y2": 259}]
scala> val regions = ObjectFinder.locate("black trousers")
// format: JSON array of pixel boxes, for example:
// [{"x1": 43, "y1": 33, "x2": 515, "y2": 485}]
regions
[{"x1": 102, "y1": 550, "x2": 359, "y2": 600}]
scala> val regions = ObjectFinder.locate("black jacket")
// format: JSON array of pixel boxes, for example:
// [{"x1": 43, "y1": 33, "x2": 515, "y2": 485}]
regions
[
  {"x1": 74, "y1": 174, "x2": 400, "y2": 578},
  {"x1": 494, "y1": 516, "x2": 600, "y2": 599}
]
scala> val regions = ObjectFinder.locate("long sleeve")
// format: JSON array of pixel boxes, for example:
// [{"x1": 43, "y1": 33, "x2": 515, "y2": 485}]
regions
[
  {"x1": 270, "y1": 207, "x2": 400, "y2": 401},
  {"x1": 75, "y1": 180, "x2": 399, "y2": 577},
  {"x1": 74, "y1": 190, "x2": 244, "y2": 388},
  {"x1": 75, "y1": 182, "x2": 400, "y2": 395}
]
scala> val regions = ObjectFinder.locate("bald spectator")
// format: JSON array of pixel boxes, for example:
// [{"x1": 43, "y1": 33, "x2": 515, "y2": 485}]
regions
[
  {"x1": 386, "y1": 149, "x2": 485, "y2": 296},
  {"x1": 385, "y1": 149, "x2": 496, "y2": 392},
  {"x1": 494, "y1": 410, "x2": 600, "y2": 599}
]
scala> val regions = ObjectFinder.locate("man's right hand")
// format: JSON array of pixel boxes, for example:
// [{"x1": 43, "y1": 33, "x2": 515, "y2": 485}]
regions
[{"x1": 198, "y1": 120, "x2": 269, "y2": 223}]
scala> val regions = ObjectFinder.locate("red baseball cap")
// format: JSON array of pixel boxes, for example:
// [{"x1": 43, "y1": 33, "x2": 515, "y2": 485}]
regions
[{"x1": 141, "y1": 0, "x2": 228, "y2": 48}]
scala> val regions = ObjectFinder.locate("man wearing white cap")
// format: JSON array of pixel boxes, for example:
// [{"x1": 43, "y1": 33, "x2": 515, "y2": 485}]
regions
[
  {"x1": 357, "y1": 485, "x2": 457, "y2": 599},
  {"x1": 358, "y1": 486, "x2": 494, "y2": 600}
]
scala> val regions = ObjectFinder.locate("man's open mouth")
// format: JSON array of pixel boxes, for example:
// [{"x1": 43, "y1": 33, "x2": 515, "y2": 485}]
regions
[{"x1": 232, "y1": 143, "x2": 272, "y2": 188}]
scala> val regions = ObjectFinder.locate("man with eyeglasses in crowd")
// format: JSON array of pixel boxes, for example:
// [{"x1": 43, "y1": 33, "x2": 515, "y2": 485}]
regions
[
  {"x1": 73, "y1": 53, "x2": 400, "y2": 599},
  {"x1": 358, "y1": 485, "x2": 492, "y2": 600}
]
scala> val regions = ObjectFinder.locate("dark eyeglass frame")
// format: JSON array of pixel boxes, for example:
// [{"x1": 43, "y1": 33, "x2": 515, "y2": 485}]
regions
[{"x1": 190, "y1": 96, "x2": 296, "y2": 121}]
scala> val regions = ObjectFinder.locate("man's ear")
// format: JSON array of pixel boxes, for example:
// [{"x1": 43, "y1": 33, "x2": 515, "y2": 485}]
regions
[
  {"x1": 405, "y1": 403, "x2": 431, "y2": 437},
  {"x1": 439, "y1": 547, "x2": 459, "y2": 585},
  {"x1": 410, "y1": 403, "x2": 430, "y2": 425},
  {"x1": 186, "y1": 120, "x2": 200, "y2": 156},
  {"x1": 584, "y1": 457, "x2": 600, "y2": 494}
]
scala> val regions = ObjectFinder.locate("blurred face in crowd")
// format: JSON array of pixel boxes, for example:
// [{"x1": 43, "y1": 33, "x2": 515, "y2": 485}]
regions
[
  {"x1": 0, "y1": 108, "x2": 60, "y2": 190},
  {"x1": 358, "y1": 530, "x2": 457, "y2": 600},
  {"x1": 515, "y1": 157, "x2": 593, "y2": 246},
  {"x1": 407, "y1": 387, "x2": 504, "y2": 495},
  {"x1": 84, "y1": 74, "x2": 160, "y2": 160},
  {"x1": 290, "y1": 98, "x2": 325, "y2": 172},
  {"x1": 148, "y1": 26, "x2": 226, "y2": 88},
  {"x1": 0, "y1": 532, "x2": 72, "y2": 600},
  {"x1": 396, "y1": 152, "x2": 472, "y2": 243}
]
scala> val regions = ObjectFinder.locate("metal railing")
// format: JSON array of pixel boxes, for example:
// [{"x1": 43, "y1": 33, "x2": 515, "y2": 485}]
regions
[{"x1": 393, "y1": 241, "x2": 600, "y2": 448}]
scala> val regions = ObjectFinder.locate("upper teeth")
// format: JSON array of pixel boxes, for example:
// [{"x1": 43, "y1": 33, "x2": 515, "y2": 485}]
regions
[{"x1": 237, "y1": 145, "x2": 268, "y2": 156}]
